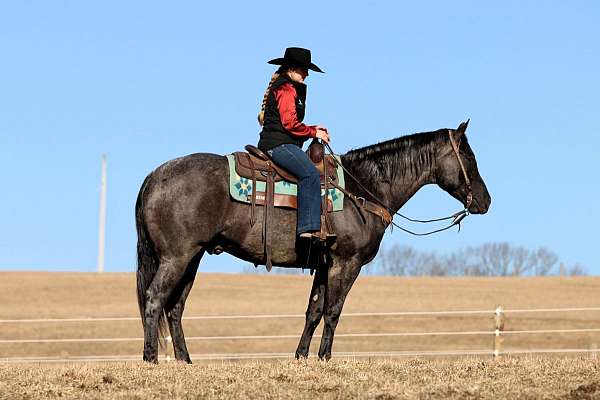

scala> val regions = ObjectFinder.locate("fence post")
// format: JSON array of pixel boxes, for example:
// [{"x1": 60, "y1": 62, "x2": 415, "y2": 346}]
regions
[
  {"x1": 493, "y1": 305, "x2": 505, "y2": 359},
  {"x1": 164, "y1": 335, "x2": 173, "y2": 362}
]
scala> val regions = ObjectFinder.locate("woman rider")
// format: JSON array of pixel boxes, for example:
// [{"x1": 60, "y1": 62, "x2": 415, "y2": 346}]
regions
[{"x1": 257, "y1": 47, "x2": 332, "y2": 241}]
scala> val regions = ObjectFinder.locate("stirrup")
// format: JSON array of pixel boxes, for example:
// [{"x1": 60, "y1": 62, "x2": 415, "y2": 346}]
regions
[
  {"x1": 298, "y1": 232, "x2": 319, "y2": 239},
  {"x1": 324, "y1": 233, "x2": 337, "y2": 246},
  {"x1": 299, "y1": 232, "x2": 337, "y2": 243}
]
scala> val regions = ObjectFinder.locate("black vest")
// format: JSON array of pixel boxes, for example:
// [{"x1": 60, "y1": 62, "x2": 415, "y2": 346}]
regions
[{"x1": 257, "y1": 74, "x2": 309, "y2": 151}]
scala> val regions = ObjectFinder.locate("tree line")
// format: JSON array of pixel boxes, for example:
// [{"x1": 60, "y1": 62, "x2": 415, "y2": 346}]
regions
[
  {"x1": 244, "y1": 242, "x2": 587, "y2": 277},
  {"x1": 369, "y1": 242, "x2": 586, "y2": 277}
]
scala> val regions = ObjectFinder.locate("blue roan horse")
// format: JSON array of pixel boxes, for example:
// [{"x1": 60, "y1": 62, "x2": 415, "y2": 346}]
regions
[{"x1": 135, "y1": 121, "x2": 491, "y2": 363}]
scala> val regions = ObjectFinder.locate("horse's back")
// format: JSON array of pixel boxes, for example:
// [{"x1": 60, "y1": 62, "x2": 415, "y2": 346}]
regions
[
  {"x1": 141, "y1": 153, "x2": 228, "y2": 195},
  {"x1": 151, "y1": 152, "x2": 227, "y2": 178},
  {"x1": 139, "y1": 152, "x2": 231, "y2": 254}
]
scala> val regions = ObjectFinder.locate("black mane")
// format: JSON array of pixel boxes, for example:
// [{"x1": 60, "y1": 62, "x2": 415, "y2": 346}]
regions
[{"x1": 342, "y1": 128, "x2": 451, "y2": 180}]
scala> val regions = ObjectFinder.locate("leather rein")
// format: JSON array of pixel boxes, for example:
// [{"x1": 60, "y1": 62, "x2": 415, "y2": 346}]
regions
[{"x1": 324, "y1": 129, "x2": 473, "y2": 236}]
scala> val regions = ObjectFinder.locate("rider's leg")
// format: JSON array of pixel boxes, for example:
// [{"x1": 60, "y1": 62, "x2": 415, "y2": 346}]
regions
[{"x1": 268, "y1": 143, "x2": 321, "y2": 236}]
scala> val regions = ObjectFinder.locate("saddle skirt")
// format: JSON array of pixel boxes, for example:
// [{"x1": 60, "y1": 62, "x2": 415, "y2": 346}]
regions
[{"x1": 225, "y1": 150, "x2": 345, "y2": 212}]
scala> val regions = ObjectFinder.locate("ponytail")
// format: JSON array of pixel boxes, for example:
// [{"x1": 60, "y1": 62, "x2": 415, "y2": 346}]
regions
[{"x1": 257, "y1": 66, "x2": 287, "y2": 126}]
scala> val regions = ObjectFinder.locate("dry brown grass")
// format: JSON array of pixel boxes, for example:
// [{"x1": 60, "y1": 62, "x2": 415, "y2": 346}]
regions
[
  {"x1": 1, "y1": 357, "x2": 599, "y2": 399},
  {"x1": 1, "y1": 272, "x2": 599, "y2": 398},
  {"x1": 1, "y1": 272, "x2": 599, "y2": 358}
]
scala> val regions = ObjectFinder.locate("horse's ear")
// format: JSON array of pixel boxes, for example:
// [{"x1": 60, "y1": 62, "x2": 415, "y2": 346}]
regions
[{"x1": 457, "y1": 119, "x2": 470, "y2": 134}]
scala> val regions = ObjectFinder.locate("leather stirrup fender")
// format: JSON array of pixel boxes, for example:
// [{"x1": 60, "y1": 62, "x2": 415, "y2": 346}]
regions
[
  {"x1": 247, "y1": 153, "x2": 257, "y2": 227},
  {"x1": 264, "y1": 166, "x2": 275, "y2": 271}
]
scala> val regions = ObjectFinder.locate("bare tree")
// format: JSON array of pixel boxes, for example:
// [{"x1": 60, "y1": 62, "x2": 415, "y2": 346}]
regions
[
  {"x1": 372, "y1": 242, "x2": 578, "y2": 277},
  {"x1": 532, "y1": 248, "x2": 559, "y2": 276},
  {"x1": 474, "y1": 243, "x2": 558, "y2": 276},
  {"x1": 566, "y1": 263, "x2": 587, "y2": 276},
  {"x1": 375, "y1": 245, "x2": 418, "y2": 276}
]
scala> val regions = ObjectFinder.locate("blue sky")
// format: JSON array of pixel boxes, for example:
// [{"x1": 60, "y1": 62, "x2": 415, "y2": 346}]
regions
[{"x1": 0, "y1": 2, "x2": 598, "y2": 274}]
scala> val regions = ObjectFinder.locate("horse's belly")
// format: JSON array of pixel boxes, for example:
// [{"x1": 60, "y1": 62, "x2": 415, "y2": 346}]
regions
[{"x1": 219, "y1": 203, "x2": 308, "y2": 267}]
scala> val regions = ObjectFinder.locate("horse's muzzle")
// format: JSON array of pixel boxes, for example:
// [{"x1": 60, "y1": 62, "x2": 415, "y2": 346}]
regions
[{"x1": 468, "y1": 192, "x2": 491, "y2": 215}]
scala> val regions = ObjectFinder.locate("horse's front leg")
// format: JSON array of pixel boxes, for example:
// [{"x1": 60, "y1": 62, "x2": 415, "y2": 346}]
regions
[
  {"x1": 317, "y1": 259, "x2": 362, "y2": 361},
  {"x1": 295, "y1": 265, "x2": 328, "y2": 359}
]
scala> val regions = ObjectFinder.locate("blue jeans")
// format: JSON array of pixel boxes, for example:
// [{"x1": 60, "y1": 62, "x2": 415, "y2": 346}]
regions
[{"x1": 268, "y1": 144, "x2": 321, "y2": 236}]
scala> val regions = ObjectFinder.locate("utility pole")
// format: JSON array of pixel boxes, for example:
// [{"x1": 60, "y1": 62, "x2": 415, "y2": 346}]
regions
[{"x1": 97, "y1": 154, "x2": 107, "y2": 273}]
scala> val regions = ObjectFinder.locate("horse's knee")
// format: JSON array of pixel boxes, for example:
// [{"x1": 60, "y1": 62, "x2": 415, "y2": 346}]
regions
[
  {"x1": 306, "y1": 310, "x2": 323, "y2": 327},
  {"x1": 306, "y1": 293, "x2": 325, "y2": 323},
  {"x1": 323, "y1": 308, "x2": 342, "y2": 329}
]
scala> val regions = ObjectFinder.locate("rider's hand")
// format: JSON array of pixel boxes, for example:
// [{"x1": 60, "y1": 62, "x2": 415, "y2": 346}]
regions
[{"x1": 315, "y1": 126, "x2": 330, "y2": 144}]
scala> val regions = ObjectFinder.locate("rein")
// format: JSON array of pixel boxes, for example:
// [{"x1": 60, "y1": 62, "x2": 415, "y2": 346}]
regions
[{"x1": 323, "y1": 130, "x2": 473, "y2": 236}]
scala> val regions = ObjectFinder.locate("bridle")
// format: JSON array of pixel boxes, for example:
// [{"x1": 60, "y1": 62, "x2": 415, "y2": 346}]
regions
[
  {"x1": 324, "y1": 129, "x2": 474, "y2": 236},
  {"x1": 448, "y1": 129, "x2": 473, "y2": 210}
]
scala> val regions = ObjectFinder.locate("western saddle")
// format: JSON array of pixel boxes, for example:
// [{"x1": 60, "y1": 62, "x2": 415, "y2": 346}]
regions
[{"x1": 233, "y1": 140, "x2": 338, "y2": 271}]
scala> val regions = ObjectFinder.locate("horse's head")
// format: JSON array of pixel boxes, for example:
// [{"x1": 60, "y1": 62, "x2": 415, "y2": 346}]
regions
[{"x1": 435, "y1": 120, "x2": 491, "y2": 214}]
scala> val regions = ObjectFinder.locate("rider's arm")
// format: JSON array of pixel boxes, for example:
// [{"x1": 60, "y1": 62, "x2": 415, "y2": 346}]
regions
[{"x1": 274, "y1": 83, "x2": 317, "y2": 138}]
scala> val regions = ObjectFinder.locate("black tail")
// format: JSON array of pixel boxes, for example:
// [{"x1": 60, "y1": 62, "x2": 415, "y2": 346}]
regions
[{"x1": 135, "y1": 174, "x2": 167, "y2": 341}]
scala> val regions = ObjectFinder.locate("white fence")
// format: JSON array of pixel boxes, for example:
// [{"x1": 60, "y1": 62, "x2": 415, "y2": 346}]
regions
[{"x1": 1, "y1": 306, "x2": 599, "y2": 363}]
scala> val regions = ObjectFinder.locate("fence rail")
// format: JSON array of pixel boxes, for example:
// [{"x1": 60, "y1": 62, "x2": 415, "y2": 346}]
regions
[
  {"x1": 1, "y1": 306, "x2": 598, "y2": 363},
  {"x1": 2, "y1": 348, "x2": 600, "y2": 364},
  {"x1": 2, "y1": 307, "x2": 600, "y2": 324},
  {"x1": 3, "y1": 328, "x2": 600, "y2": 345}
]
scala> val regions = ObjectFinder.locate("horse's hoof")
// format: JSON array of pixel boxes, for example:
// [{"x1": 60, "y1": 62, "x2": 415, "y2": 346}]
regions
[
  {"x1": 143, "y1": 354, "x2": 159, "y2": 364},
  {"x1": 173, "y1": 352, "x2": 193, "y2": 364}
]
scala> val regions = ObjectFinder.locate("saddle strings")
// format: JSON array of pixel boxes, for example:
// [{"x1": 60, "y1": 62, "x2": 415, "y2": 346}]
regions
[{"x1": 322, "y1": 141, "x2": 470, "y2": 236}]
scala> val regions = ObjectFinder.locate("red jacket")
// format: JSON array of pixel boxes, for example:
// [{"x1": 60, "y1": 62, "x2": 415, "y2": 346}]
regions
[{"x1": 272, "y1": 83, "x2": 317, "y2": 138}]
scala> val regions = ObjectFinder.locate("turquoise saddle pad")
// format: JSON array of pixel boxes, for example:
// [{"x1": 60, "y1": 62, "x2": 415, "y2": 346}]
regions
[{"x1": 225, "y1": 154, "x2": 345, "y2": 212}]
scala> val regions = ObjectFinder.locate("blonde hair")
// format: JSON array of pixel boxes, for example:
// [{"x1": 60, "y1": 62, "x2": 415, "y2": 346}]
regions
[{"x1": 257, "y1": 66, "x2": 288, "y2": 126}]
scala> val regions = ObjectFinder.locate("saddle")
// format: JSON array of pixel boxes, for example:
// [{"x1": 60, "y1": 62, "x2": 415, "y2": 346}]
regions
[
  {"x1": 234, "y1": 143, "x2": 338, "y2": 185},
  {"x1": 232, "y1": 140, "x2": 337, "y2": 271}
]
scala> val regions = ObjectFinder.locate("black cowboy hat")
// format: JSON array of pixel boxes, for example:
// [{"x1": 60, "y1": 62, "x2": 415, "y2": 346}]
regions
[{"x1": 268, "y1": 47, "x2": 324, "y2": 73}]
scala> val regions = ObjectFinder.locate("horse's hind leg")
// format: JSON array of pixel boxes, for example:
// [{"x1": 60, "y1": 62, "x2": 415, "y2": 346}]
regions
[
  {"x1": 165, "y1": 250, "x2": 204, "y2": 363},
  {"x1": 143, "y1": 254, "x2": 193, "y2": 363},
  {"x1": 295, "y1": 266, "x2": 328, "y2": 359}
]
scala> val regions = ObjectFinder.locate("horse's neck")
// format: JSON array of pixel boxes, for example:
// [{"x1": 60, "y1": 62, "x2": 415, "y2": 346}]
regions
[
  {"x1": 342, "y1": 146, "x2": 436, "y2": 213},
  {"x1": 388, "y1": 168, "x2": 434, "y2": 212}
]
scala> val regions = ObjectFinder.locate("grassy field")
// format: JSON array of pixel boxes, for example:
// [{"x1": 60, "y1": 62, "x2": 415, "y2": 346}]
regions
[
  {"x1": 0, "y1": 272, "x2": 599, "y2": 398},
  {"x1": 1, "y1": 358, "x2": 599, "y2": 399}
]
